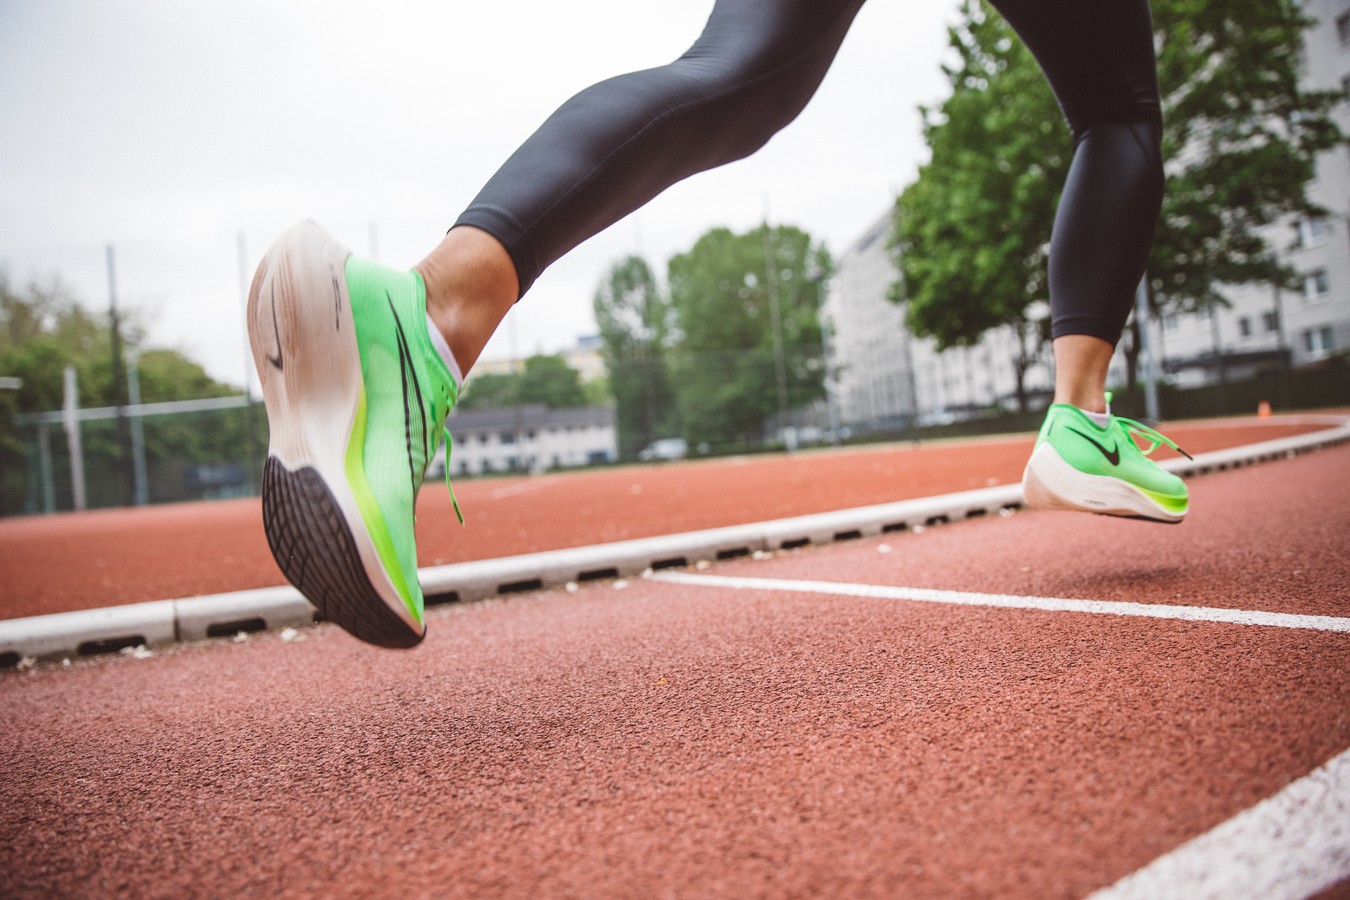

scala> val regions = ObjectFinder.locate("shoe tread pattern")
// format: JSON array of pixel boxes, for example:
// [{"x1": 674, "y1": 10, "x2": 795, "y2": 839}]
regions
[{"x1": 262, "y1": 456, "x2": 422, "y2": 648}]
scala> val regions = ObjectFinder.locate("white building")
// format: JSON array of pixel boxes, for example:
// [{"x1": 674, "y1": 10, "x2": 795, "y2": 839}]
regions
[
  {"x1": 437, "y1": 405, "x2": 617, "y2": 476},
  {"x1": 1145, "y1": 0, "x2": 1350, "y2": 385},
  {"x1": 820, "y1": 214, "x2": 918, "y2": 429},
  {"x1": 821, "y1": 210, "x2": 1060, "y2": 430},
  {"x1": 825, "y1": 3, "x2": 1350, "y2": 421}
]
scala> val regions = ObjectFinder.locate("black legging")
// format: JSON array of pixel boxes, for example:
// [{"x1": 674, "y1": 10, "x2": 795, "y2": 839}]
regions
[{"x1": 454, "y1": 0, "x2": 1163, "y2": 347}]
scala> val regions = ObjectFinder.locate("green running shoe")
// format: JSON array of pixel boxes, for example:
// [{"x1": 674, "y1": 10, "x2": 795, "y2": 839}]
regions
[
  {"x1": 1021, "y1": 397, "x2": 1192, "y2": 523},
  {"x1": 248, "y1": 221, "x2": 460, "y2": 648}
]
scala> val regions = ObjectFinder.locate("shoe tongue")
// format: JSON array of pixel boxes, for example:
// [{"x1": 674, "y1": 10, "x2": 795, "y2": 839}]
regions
[{"x1": 1080, "y1": 406, "x2": 1112, "y2": 429}]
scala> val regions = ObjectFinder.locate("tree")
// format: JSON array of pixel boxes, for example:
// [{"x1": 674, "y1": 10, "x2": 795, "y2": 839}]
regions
[
  {"x1": 1147, "y1": 0, "x2": 1344, "y2": 311},
  {"x1": 892, "y1": 0, "x2": 1344, "y2": 395},
  {"x1": 0, "y1": 272, "x2": 255, "y2": 513},
  {"x1": 892, "y1": 0, "x2": 1064, "y2": 411},
  {"x1": 666, "y1": 225, "x2": 831, "y2": 447},
  {"x1": 457, "y1": 354, "x2": 588, "y2": 411},
  {"x1": 593, "y1": 255, "x2": 678, "y2": 458},
  {"x1": 518, "y1": 354, "x2": 587, "y2": 408}
]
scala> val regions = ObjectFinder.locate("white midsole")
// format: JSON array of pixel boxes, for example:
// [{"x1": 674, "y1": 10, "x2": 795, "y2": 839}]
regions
[
  {"x1": 1021, "y1": 443, "x2": 1185, "y2": 522},
  {"x1": 247, "y1": 221, "x2": 420, "y2": 631}
]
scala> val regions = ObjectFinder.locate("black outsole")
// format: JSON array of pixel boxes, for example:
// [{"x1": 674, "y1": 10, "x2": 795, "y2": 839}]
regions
[{"x1": 262, "y1": 456, "x2": 423, "y2": 649}]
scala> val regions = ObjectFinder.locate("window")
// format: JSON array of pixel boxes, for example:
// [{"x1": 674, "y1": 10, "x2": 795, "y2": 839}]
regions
[
  {"x1": 1342, "y1": 73, "x2": 1350, "y2": 102},
  {"x1": 1162, "y1": 313, "x2": 1179, "y2": 331},
  {"x1": 499, "y1": 431, "x2": 516, "y2": 444},
  {"x1": 1304, "y1": 269, "x2": 1330, "y2": 301},
  {"x1": 1262, "y1": 310, "x2": 1281, "y2": 333},
  {"x1": 1304, "y1": 326, "x2": 1335, "y2": 356},
  {"x1": 1338, "y1": 12, "x2": 1350, "y2": 45},
  {"x1": 1298, "y1": 216, "x2": 1329, "y2": 248},
  {"x1": 1238, "y1": 317, "x2": 1252, "y2": 339}
]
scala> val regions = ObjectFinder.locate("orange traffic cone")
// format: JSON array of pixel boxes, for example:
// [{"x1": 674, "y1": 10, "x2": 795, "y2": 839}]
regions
[{"x1": 1257, "y1": 400, "x2": 1272, "y2": 418}]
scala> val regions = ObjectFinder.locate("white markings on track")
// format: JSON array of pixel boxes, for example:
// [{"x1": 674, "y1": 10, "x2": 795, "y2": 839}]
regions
[
  {"x1": 650, "y1": 572, "x2": 1350, "y2": 633},
  {"x1": 1089, "y1": 748, "x2": 1350, "y2": 900},
  {"x1": 655, "y1": 570, "x2": 1350, "y2": 897},
  {"x1": 488, "y1": 479, "x2": 554, "y2": 500}
]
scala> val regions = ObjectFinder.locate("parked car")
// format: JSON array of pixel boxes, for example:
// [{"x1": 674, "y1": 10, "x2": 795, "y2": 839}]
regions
[{"x1": 638, "y1": 438, "x2": 688, "y2": 462}]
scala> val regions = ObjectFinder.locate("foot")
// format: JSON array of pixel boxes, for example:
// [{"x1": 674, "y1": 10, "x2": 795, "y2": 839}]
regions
[
  {"x1": 247, "y1": 221, "x2": 460, "y2": 647},
  {"x1": 1021, "y1": 398, "x2": 1191, "y2": 523}
]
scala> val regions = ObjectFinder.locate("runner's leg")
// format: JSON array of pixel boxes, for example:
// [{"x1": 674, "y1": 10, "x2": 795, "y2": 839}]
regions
[
  {"x1": 991, "y1": 0, "x2": 1164, "y2": 411},
  {"x1": 420, "y1": 0, "x2": 867, "y2": 373}
]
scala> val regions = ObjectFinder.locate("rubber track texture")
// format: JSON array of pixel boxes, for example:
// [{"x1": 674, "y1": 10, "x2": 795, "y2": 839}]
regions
[{"x1": 262, "y1": 456, "x2": 422, "y2": 649}]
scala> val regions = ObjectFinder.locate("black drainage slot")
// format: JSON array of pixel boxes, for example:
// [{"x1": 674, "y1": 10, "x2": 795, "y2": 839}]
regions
[
  {"x1": 498, "y1": 578, "x2": 544, "y2": 595},
  {"x1": 834, "y1": 529, "x2": 863, "y2": 541},
  {"x1": 925, "y1": 515, "x2": 949, "y2": 526},
  {"x1": 206, "y1": 618, "x2": 267, "y2": 638},
  {"x1": 651, "y1": 557, "x2": 688, "y2": 570},
  {"x1": 780, "y1": 538, "x2": 810, "y2": 550},
  {"x1": 882, "y1": 522, "x2": 909, "y2": 533},
  {"x1": 426, "y1": 591, "x2": 460, "y2": 606},
  {"x1": 716, "y1": 547, "x2": 751, "y2": 560},
  {"x1": 78, "y1": 636, "x2": 145, "y2": 656},
  {"x1": 0, "y1": 651, "x2": 20, "y2": 669},
  {"x1": 965, "y1": 508, "x2": 987, "y2": 519},
  {"x1": 579, "y1": 567, "x2": 620, "y2": 582}
]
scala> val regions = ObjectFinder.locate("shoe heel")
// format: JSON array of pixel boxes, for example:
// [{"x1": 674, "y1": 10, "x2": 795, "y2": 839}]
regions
[{"x1": 247, "y1": 220, "x2": 359, "y2": 469}]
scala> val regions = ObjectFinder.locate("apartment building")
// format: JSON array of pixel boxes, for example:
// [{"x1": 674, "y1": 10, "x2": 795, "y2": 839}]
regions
[{"x1": 824, "y1": 3, "x2": 1348, "y2": 425}]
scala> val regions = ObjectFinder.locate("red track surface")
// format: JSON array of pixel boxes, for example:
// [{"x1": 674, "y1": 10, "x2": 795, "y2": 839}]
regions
[
  {"x1": 0, "y1": 417, "x2": 1324, "y2": 618},
  {"x1": 1, "y1": 416, "x2": 1347, "y2": 897}
]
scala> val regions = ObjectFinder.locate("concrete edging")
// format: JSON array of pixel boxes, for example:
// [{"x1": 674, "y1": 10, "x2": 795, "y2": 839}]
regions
[{"x1": 3, "y1": 415, "x2": 1347, "y2": 665}]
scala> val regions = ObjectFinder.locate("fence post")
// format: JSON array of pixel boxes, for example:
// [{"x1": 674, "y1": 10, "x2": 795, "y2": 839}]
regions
[
  {"x1": 62, "y1": 365, "x2": 87, "y2": 512},
  {"x1": 1135, "y1": 278, "x2": 1160, "y2": 422}
]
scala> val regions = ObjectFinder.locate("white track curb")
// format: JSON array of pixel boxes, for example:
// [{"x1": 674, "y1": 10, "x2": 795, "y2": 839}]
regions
[{"x1": 3, "y1": 415, "x2": 1347, "y2": 664}]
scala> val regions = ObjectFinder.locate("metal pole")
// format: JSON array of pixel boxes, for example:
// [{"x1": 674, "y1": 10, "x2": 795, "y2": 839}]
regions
[
  {"x1": 127, "y1": 348, "x2": 149, "y2": 505},
  {"x1": 1273, "y1": 282, "x2": 1290, "y2": 410},
  {"x1": 821, "y1": 317, "x2": 842, "y2": 446},
  {"x1": 37, "y1": 422, "x2": 55, "y2": 513},
  {"x1": 107, "y1": 243, "x2": 132, "y2": 505},
  {"x1": 763, "y1": 217, "x2": 792, "y2": 450},
  {"x1": 1134, "y1": 278, "x2": 1159, "y2": 422},
  {"x1": 63, "y1": 365, "x2": 87, "y2": 511}
]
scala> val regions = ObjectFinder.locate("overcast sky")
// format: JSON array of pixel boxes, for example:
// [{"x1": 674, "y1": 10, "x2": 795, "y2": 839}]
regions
[{"x1": 0, "y1": 0, "x2": 960, "y2": 393}]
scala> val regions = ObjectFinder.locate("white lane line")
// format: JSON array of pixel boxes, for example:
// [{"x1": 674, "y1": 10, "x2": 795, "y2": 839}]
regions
[
  {"x1": 1089, "y1": 748, "x2": 1350, "y2": 900},
  {"x1": 650, "y1": 572, "x2": 1350, "y2": 633},
  {"x1": 653, "y1": 571, "x2": 1350, "y2": 896},
  {"x1": 488, "y1": 478, "x2": 555, "y2": 500}
]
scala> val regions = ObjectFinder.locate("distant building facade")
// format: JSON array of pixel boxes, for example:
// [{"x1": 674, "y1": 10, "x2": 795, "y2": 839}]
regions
[
  {"x1": 821, "y1": 210, "x2": 1060, "y2": 431},
  {"x1": 825, "y1": 3, "x2": 1350, "y2": 421},
  {"x1": 473, "y1": 335, "x2": 608, "y2": 384},
  {"x1": 1154, "y1": 0, "x2": 1350, "y2": 386},
  {"x1": 439, "y1": 405, "x2": 617, "y2": 476}
]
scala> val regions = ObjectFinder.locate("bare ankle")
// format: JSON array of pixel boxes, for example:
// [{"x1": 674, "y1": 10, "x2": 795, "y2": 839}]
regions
[
  {"x1": 1052, "y1": 334, "x2": 1113, "y2": 413},
  {"x1": 415, "y1": 227, "x2": 518, "y2": 375}
]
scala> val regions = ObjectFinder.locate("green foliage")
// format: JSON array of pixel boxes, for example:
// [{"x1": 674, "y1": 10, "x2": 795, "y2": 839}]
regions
[
  {"x1": 593, "y1": 255, "x2": 678, "y2": 458},
  {"x1": 1148, "y1": 0, "x2": 1345, "y2": 309},
  {"x1": 893, "y1": 0, "x2": 1343, "y2": 370},
  {"x1": 0, "y1": 272, "x2": 257, "y2": 514},
  {"x1": 893, "y1": 0, "x2": 1064, "y2": 353},
  {"x1": 667, "y1": 225, "x2": 831, "y2": 446},
  {"x1": 457, "y1": 354, "x2": 589, "y2": 411},
  {"x1": 518, "y1": 354, "x2": 588, "y2": 408}
]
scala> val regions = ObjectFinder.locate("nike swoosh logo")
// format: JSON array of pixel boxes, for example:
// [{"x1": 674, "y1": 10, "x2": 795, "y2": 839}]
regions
[
  {"x1": 1067, "y1": 426, "x2": 1120, "y2": 466},
  {"x1": 388, "y1": 294, "x2": 429, "y2": 496},
  {"x1": 266, "y1": 286, "x2": 284, "y2": 372}
]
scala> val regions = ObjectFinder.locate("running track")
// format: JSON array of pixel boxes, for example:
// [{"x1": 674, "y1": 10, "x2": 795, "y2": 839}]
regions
[{"x1": 1, "y1": 415, "x2": 1347, "y2": 897}]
